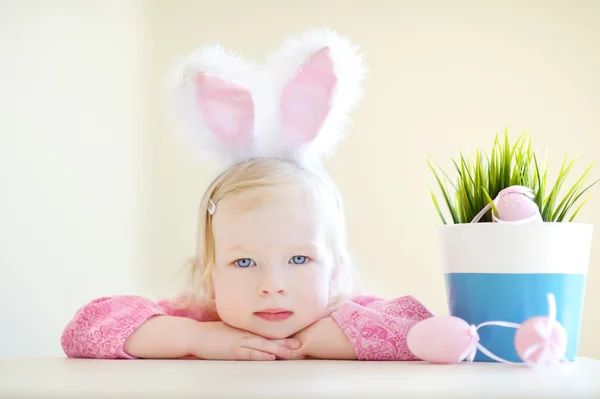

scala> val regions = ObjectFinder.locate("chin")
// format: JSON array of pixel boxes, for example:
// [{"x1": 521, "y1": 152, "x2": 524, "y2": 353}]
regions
[
  {"x1": 254, "y1": 316, "x2": 322, "y2": 339},
  {"x1": 251, "y1": 325, "x2": 301, "y2": 339}
]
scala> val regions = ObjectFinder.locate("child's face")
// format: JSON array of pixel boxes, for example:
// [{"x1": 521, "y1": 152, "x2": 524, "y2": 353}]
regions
[{"x1": 211, "y1": 189, "x2": 334, "y2": 339}]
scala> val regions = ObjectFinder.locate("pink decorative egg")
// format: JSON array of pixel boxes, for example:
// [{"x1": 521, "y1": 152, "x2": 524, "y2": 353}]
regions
[
  {"x1": 514, "y1": 316, "x2": 568, "y2": 364},
  {"x1": 407, "y1": 316, "x2": 476, "y2": 364},
  {"x1": 494, "y1": 186, "x2": 542, "y2": 222}
]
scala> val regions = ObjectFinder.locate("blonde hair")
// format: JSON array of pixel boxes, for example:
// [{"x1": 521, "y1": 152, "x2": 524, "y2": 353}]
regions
[{"x1": 182, "y1": 157, "x2": 361, "y2": 311}]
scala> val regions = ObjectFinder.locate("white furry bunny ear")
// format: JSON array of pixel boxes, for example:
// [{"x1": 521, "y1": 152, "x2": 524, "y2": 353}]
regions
[
  {"x1": 166, "y1": 28, "x2": 366, "y2": 168},
  {"x1": 167, "y1": 44, "x2": 257, "y2": 165},
  {"x1": 260, "y1": 28, "x2": 366, "y2": 165}
]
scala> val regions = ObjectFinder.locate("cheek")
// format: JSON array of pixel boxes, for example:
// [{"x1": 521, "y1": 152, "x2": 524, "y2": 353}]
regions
[
  {"x1": 211, "y1": 269, "x2": 251, "y2": 323},
  {"x1": 290, "y1": 264, "x2": 332, "y2": 305}
]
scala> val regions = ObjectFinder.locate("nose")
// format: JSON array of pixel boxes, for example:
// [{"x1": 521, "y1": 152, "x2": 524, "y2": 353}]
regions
[{"x1": 258, "y1": 270, "x2": 287, "y2": 296}]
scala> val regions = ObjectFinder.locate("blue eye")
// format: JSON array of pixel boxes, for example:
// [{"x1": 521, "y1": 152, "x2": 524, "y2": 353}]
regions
[
  {"x1": 289, "y1": 255, "x2": 308, "y2": 265},
  {"x1": 235, "y1": 258, "x2": 255, "y2": 268}
]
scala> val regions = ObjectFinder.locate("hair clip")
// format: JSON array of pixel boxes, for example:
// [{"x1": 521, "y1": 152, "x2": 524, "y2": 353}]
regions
[{"x1": 208, "y1": 199, "x2": 216, "y2": 215}]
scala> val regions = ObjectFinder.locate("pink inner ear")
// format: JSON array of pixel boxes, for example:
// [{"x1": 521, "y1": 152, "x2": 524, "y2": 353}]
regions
[
  {"x1": 195, "y1": 73, "x2": 254, "y2": 144},
  {"x1": 280, "y1": 47, "x2": 337, "y2": 145}
]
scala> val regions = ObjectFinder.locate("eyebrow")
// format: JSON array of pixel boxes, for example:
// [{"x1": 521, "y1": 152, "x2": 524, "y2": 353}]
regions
[
  {"x1": 223, "y1": 242, "x2": 321, "y2": 254},
  {"x1": 223, "y1": 245, "x2": 250, "y2": 254}
]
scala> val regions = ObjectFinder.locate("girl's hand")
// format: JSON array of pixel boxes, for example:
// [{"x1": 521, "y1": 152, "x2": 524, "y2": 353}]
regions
[
  {"x1": 289, "y1": 317, "x2": 357, "y2": 360},
  {"x1": 124, "y1": 316, "x2": 300, "y2": 360},
  {"x1": 192, "y1": 321, "x2": 301, "y2": 360}
]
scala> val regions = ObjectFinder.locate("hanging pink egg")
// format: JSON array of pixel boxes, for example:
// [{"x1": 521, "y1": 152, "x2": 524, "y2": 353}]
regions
[
  {"x1": 407, "y1": 316, "x2": 476, "y2": 364},
  {"x1": 494, "y1": 185, "x2": 542, "y2": 222},
  {"x1": 514, "y1": 316, "x2": 568, "y2": 364}
]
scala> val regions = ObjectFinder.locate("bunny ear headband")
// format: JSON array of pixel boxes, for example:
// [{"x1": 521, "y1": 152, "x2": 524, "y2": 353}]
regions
[{"x1": 166, "y1": 27, "x2": 366, "y2": 170}]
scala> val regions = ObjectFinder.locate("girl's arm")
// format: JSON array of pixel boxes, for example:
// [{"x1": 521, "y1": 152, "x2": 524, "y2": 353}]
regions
[
  {"x1": 60, "y1": 294, "x2": 213, "y2": 359},
  {"x1": 293, "y1": 295, "x2": 434, "y2": 360},
  {"x1": 61, "y1": 295, "x2": 298, "y2": 360}
]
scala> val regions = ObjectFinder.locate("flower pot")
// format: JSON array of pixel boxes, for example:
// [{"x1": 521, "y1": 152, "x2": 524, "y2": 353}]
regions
[{"x1": 439, "y1": 222, "x2": 593, "y2": 362}]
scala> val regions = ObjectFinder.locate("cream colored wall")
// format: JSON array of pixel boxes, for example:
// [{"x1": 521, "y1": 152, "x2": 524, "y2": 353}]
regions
[
  {"x1": 2, "y1": 0, "x2": 599, "y2": 359},
  {"x1": 0, "y1": 1, "x2": 149, "y2": 357},
  {"x1": 146, "y1": 0, "x2": 600, "y2": 358}
]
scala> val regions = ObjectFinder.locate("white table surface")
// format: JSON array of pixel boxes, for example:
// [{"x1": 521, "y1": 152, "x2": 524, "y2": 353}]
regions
[{"x1": 1, "y1": 357, "x2": 599, "y2": 398}]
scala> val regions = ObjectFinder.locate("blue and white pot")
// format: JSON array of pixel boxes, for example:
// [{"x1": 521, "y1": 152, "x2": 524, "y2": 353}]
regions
[{"x1": 439, "y1": 222, "x2": 593, "y2": 362}]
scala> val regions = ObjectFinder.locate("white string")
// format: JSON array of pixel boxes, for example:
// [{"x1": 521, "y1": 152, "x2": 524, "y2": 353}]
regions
[
  {"x1": 463, "y1": 321, "x2": 521, "y2": 364},
  {"x1": 470, "y1": 202, "x2": 541, "y2": 224},
  {"x1": 457, "y1": 325, "x2": 479, "y2": 362},
  {"x1": 477, "y1": 320, "x2": 522, "y2": 329},
  {"x1": 470, "y1": 203, "x2": 491, "y2": 223},
  {"x1": 467, "y1": 188, "x2": 562, "y2": 365},
  {"x1": 463, "y1": 293, "x2": 567, "y2": 366},
  {"x1": 470, "y1": 187, "x2": 539, "y2": 224},
  {"x1": 547, "y1": 292, "x2": 556, "y2": 322},
  {"x1": 520, "y1": 293, "x2": 569, "y2": 366}
]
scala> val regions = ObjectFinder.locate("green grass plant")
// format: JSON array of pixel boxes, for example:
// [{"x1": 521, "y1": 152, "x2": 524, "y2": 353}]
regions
[{"x1": 427, "y1": 129, "x2": 600, "y2": 224}]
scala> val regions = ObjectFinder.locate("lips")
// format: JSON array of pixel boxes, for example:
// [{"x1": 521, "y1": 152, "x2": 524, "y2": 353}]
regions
[{"x1": 254, "y1": 308, "x2": 293, "y2": 322}]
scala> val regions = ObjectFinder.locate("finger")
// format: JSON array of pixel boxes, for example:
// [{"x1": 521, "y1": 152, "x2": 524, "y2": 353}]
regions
[
  {"x1": 288, "y1": 351, "x2": 308, "y2": 360},
  {"x1": 235, "y1": 347, "x2": 276, "y2": 361},
  {"x1": 271, "y1": 338, "x2": 302, "y2": 350},
  {"x1": 243, "y1": 337, "x2": 293, "y2": 359}
]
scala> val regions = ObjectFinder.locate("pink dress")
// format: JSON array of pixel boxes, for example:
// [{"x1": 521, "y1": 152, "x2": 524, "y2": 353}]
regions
[{"x1": 60, "y1": 293, "x2": 434, "y2": 360}]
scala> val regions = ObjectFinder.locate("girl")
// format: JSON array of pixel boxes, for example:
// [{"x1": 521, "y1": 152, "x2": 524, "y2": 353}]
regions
[{"x1": 60, "y1": 28, "x2": 434, "y2": 361}]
